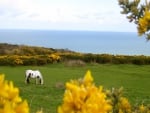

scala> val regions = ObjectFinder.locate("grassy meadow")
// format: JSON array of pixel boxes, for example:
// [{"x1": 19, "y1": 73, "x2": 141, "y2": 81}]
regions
[{"x1": 0, "y1": 63, "x2": 150, "y2": 113}]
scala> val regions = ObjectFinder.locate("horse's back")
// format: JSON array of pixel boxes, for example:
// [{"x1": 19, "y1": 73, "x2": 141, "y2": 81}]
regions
[
  {"x1": 25, "y1": 69, "x2": 42, "y2": 78},
  {"x1": 34, "y1": 70, "x2": 42, "y2": 76},
  {"x1": 26, "y1": 69, "x2": 32, "y2": 72}
]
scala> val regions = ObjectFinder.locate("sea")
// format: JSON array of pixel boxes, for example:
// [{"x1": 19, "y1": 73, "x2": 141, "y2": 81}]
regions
[{"x1": 0, "y1": 29, "x2": 150, "y2": 56}]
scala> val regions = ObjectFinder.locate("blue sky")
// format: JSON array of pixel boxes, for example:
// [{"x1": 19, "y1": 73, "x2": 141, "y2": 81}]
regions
[{"x1": 0, "y1": 0, "x2": 138, "y2": 32}]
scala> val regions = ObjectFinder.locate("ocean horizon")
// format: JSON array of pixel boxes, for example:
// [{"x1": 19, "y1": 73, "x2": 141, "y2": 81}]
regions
[{"x1": 0, "y1": 29, "x2": 150, "y2": 56}]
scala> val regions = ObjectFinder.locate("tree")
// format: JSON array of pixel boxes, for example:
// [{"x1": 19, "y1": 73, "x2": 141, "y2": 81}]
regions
[{"x1": 118, "y1": 0, "x2": 150, "y2": 40}]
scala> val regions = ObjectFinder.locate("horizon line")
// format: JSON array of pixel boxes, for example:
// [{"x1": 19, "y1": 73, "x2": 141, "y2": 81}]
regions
[{"x1": 0, "y1": 28, "x2": 137, "y2": 33}]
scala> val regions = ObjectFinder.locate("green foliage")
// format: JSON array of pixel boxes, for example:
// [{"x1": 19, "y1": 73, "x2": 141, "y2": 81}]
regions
[
  {"x1": 118, "y1": 0, "x2": 150, "y2": 40},
  {"x1": 118, "y1": 0, "x2": 143, "y2": 23},
  {"x1": 95, "y1": 54, "x2": 112, "y2": 63}
]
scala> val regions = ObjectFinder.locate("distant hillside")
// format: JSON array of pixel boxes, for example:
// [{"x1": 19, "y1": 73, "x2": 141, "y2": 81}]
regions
[
  {"x1": 0, "y1": 43, "x2": 75, "y2": 55},
  {"x1": 1, "y1": 43, "x2": 150, "y2": 66}
]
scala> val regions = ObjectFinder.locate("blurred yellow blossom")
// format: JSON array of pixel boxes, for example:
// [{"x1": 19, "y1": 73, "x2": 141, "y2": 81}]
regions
[
  {"x1": 0, "y1": 74, "x2": 29, "y2": 113},
  {"x1": 58, "y1": 70, "x2": 112, "y2": 113},
  {"x1": 139, "y1": 104, "x2": 146, "y2": 112},
  {"x1": 83, "y1": 70, "x2": 93, "y2": 86},
  {"x1": 119, "y1": 97, "x2": 131, "y2": 113},
  {"x1": 36, "y1": 108, "x2": 43, "y2": 113},
  {"x1": 48, "y1": 54, "x2": 61, "y2": 62},
  {"x1": 13, "y1": 58, "x2": 23, "y2": 65},
  {"x1": 138, "y1": 9, "x2": 150, "y2": 35}
]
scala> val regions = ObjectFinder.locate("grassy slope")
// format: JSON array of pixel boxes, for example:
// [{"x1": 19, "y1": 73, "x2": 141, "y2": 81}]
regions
[{"x1": 0, "y1": 63, "x2": 150, "y2": 113}]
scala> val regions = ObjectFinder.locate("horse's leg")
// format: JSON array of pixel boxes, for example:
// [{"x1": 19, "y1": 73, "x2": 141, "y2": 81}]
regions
[
  {"x1": 38, "y1": 78, "x2": 44, "y2": 85},
  {"x1": 39, "y1": 78, "x2": 41, "y2": 84},
  {"x1": 38, "y1": 76, "x2": 43, "y2": 85},
  {"x1": 39, "y1": 75, "x2": 44, "y2": 85},
  {"x1": 26, "y1": 74, "x2": 31, "y2": 84},
  {"x1": 27, "y1": 77, "x2": 30, "y2": 83},
  {"x1": 36, "y1": 77, "x2": 38, "y2": 84},
  {"x1": 25, "y1": 75, "x2": 27, "y2": 84},
  {"x1": 36, "y1": 76, "x2": 43, "y2": 85}
]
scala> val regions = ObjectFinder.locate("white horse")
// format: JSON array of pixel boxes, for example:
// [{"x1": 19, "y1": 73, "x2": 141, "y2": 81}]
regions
[{"x1": 25, "y1": 70, "x2": 44, "y2": 85}]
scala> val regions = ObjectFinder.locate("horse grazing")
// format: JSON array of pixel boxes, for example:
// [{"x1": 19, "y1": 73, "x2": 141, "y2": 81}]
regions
[{"x1": 25, "y1": 70, "x2": 44, "y2": 85}]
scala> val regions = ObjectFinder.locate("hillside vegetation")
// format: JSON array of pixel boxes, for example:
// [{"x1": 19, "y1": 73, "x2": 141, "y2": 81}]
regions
[
  {"x1": 0, "y1": 43, "x2": 74, "y2": 55},
  {"x1": 0, "y1": 43, "x2": 150, "y2": 66}
]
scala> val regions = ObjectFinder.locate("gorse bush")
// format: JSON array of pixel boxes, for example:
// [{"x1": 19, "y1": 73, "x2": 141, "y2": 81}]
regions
[
  {"x1": 118, "y1": 0, "x2": 150, "y2": 40},
  {"x1": 0, "y1": 54, "x2": 61, "y2": 66},
  {"x1": 1, "y1": 71, "x2": 150, "y2": 113},
  {"x1": 58, "y1": 71, "x2": 150, "y2": 113},
  {"x1": 0, "y1": 54, "x2": 135, "y2": 66},
  {"x1": 58, "y1": 70, "x2": 112, "y2": 113},
  {"x1": 0, "y1": 74, "x2": 29, "y2": 113}
]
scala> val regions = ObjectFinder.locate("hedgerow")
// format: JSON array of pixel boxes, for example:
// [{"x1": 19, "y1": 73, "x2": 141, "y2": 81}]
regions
[
  {"x1": 61, "y1": 53, "x2": 150, "y2": 65},
  {"x1": 0, "y1": 54, "x2": 61, "y2": 66},
  {"x1": 0, "y1": 54, "x2": 150, "y2": 66}
]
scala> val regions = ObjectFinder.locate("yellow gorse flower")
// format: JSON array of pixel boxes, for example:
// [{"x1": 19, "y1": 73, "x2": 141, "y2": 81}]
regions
[
  {"x1": 119, "y1": 97, "x2": 131, "y2": 113},
  {"x1": 49, "y1": 54, "x2": 61, "y2": 61},
  {"x1": 138, "y1": 9, "x2": 150, "y2": 35},
  {"x1": 139, "y1": 104, "x2": 146, "y2": 112},
  {"x1": 58, "y1": 70, "x2": 112, "y2": 113},
  {"x1": 83, "y1": 70, "x2": 93, "y2": 86},
  {"x1": 0, "y1": 74, "x2": 29, "y2": 113}
]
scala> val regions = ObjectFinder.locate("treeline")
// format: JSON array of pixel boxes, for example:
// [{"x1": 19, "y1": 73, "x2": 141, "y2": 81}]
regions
[{"x1": 0, "y1": 43, "x2": 150, "y2": 65}]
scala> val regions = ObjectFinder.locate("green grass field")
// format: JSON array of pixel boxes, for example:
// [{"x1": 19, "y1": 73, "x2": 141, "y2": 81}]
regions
[{"x1": 0, "y1": 63, "x2": 150, "y2": 113}]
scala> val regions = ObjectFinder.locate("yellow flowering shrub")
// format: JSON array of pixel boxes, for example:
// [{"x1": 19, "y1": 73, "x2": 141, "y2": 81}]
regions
[
  {"x1": 134, "y1": 104, "x2": 150, "y2": 113},
  {"x1": 138, "y1": 9, "x2": 150, "y2": 36},
  {"x1": 106, "y1": 87, "x2": 132, "y2": 113},
  {"x1": 48, "y1": 54, "x2": 61, "y2": 61},
  {"x1": 118, "y1": 0, "x2": 150, "y2": 40},
  {"x1": 118, "y1": 97, "x2": 131, "y2": 113},
  {"x1": 58, "y1": 70, "x2": 112, "y2": 113},
  {"x1": 0, "y1": 74, "x2": 29, "y2": 113},
  {"x1": 13, "y1": 58, "x2": 23, "y2": 65}
]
